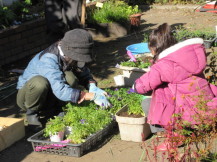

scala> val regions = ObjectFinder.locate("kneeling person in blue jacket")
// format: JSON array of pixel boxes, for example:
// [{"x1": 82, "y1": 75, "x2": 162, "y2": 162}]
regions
[{"x1": 16, "y1": 29, "x2": 111, "y2": 130}]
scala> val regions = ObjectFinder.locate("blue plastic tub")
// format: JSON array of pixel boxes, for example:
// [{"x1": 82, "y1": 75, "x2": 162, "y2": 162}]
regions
[{"x1": 126, "y1": 43, "x2": 150, "y2": 55}]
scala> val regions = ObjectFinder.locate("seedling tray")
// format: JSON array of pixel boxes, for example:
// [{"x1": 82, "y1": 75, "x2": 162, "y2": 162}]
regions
[{"x1": 27, "y1": 122, "x2": 115, "y2": 157}]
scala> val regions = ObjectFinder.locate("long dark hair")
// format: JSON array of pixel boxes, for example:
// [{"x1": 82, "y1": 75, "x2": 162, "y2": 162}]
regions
[{"x1": 149, "y1": 23, "x2": 177, "y2": 63}]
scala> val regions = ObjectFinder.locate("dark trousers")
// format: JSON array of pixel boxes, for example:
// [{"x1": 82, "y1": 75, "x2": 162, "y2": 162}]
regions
[
  {"x1": 141, "y1": 97, "x2": 165, "y2": 133},
  {"x1": 16, "y1": 71, "x2": 78, "y2": 114}
]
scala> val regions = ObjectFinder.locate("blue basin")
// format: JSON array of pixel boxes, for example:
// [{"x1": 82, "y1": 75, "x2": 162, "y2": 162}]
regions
[{"x1": 126, "y1": 43, "x2": 150, "y2": 55}]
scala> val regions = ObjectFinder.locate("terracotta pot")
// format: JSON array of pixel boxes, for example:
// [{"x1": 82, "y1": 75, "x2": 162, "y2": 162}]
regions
[{"x1": 129, "y1": 13, "x2": 142, "y2": 27}]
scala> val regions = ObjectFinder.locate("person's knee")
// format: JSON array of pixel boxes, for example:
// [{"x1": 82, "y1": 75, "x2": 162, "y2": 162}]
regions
[
  {"x1": 64, "y1": 71, "x2": 78, "y2": 87},
  {"x1": 27, "y1": 76, "x2": 50, "y2": 92}
]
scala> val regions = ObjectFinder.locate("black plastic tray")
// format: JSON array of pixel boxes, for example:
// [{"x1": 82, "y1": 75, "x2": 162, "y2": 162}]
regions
[{"x1": 27, "y1": 122, "x2": 116, "y2": 157}]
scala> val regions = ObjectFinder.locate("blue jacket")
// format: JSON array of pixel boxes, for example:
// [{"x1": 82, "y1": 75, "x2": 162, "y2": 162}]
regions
[{"x1": 17, "y1": 45, "x2": 95, "y2": 103}]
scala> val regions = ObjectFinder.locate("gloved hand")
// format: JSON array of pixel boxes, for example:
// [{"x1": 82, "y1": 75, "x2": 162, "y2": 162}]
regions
[
  {"x1": 91, "y1": 93, "x2": 111, "y2": 108},
  {"x1": 89, "y1": 83, "x2": 107, "y2": 96}
]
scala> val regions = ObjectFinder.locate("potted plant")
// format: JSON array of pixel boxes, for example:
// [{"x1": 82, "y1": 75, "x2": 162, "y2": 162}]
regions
[
  {"x1": 203, "y1": 31, "x2": 216, "y2": 49},
  {"x1": 86, "y1": 1, "x2": 140, "y2": 37},
  {"x1": 127, "y1": 5, "x2": 142, "y2": 29},
  {"x1": 44, "y1": 116, "x2": 65, "y2": 142},
  {"x1": 106, "y1": 88, "x2": 151, "y2": 142},
  {"x1": 116, "y1": 56, "x2": 152, "y2": 86}
]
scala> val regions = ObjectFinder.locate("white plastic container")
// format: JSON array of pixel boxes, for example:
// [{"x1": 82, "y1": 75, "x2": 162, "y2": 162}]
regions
[
  {"x1": 113, "y1": 75, "x2": 125, "y2": 86},
  {"x1": 50, "y1": 131, "x2": 64, "y2": 142}
]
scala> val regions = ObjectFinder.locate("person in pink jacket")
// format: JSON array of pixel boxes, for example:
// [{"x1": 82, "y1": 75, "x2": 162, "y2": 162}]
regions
[{"x1": 134, "y1": 23, "x2": 217, "y2": 150}]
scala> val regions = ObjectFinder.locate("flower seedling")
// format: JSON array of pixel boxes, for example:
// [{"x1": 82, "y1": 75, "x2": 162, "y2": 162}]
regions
[
  {"x1": 43, "y1": 88, "x2": 146, "y2": 143},
  {"x1": 106, "y1": 88, "x2": 145, "y2": 116},
  {"x1": 62, "y1": 103, "x2": 112, "y2": 144},
  {"x1": 44, "y1": 116, "x2": 65, "y2": 138},
  {"x1": 120, "y1": 57, "x2": 152, "y2": 69}
]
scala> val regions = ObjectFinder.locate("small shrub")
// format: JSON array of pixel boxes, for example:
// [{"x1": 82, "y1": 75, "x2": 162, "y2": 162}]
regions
[
  {"x1": 87, "y1": 1, "x2": 140, "y2": 24},
  {"x1": 141, "y1": 84, "x2": 217, "y2": 161},
  {"x1": 174, "y1": 26, "x2": 216, "y2": 42}
]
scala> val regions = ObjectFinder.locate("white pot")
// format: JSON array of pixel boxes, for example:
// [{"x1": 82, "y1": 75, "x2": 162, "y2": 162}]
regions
[
  {"x1": 115, "y1": 105, "x2": 151, "y2": 142},
  {"x1": 113, "y1": 75, "x2": 125, "y2": 86},
  {"x1": 117, "y1": 65, "x2": 150, "y2": 86},
  {"x1": 50, "y1": 131, "x2": 64, "y2": 142}
]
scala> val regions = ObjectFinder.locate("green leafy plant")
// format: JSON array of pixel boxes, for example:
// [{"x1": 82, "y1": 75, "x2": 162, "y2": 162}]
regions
[
  {"x1": 143, "y1": 33, "x2": 149, "y2": 42},
  {"x1": 0, "y1": 7, "x2": 15, "y2": 29},
  {"x1": 106, "y1": 88, "x2": 145, "y2": 116},
  {"x1": 62, "y1": 103, "x2": 112, "y2": 144},
  {"x1": 0, "y1": 0, "x2": 43, "y2": 30},
  {"x1": 174, "y1": 26, "x2": 216, "y2": 42},
  {"x1": 44, "y1": 116, "x2": 65, "y2": 137},
  {"x1": 120, "y1": 57, "x2": 152, "y2": 68},
  {"x1": 87, "y1": 1, "x2": 140, "y2": 24},
  {"x1": 44, "y1": 87, "x2": 145, "y2": 143}
]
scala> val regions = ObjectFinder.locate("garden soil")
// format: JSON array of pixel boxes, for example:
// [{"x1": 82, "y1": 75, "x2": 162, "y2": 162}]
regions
[{"x1": 0, "y1": 5, "x2": 217, "y2": 162}]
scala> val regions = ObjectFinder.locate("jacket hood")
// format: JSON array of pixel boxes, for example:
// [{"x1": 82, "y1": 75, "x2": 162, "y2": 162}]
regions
[{"x1": 158, "y1": 38, "x2": 206, "y2": 74}]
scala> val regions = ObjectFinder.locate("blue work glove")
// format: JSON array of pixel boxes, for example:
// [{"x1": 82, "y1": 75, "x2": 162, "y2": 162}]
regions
[
  {"x1": 91, "y1": 93, "x2": 111, "y2": 108},
  {"x1": 89, "y1": 83, "x2": 107, "y2": 96}
]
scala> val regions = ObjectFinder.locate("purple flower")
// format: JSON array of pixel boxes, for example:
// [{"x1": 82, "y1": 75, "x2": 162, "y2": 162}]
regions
[
  {"x1": 129, "y1": 88, "x2": 135, "y2": 93},
  {"x1": 108, "y1": 94, "x2": 112, "y2": 97},
  {"x1": 127, "y1": 88, "x2": 135, "y2": 94},
  {"x1": 115, "y1": 88, "x2": 119, "y2": 91},
  {"x1": 101, "y1": 103, "x2": 105, "y2": 107},
  {"x1": 80, "y1": 119, "x2": 86, "y2": 124}
]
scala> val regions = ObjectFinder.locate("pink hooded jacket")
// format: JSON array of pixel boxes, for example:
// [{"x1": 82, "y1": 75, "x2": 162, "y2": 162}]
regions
[{"x1": 134, "y1": 38, "x2": 217, "y2": 126}]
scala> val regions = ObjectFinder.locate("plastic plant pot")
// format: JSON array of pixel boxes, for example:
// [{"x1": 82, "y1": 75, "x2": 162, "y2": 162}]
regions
[{"x1": 50, "y1": 131, "x2": 64, "y2": 142}]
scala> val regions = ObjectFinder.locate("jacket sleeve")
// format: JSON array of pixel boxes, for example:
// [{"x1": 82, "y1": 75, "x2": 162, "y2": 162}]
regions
[
  {"x1": 39, "y1": 54, "x2": 80, "y2": 103},
  {"x1": 134, "y1": 60, "x2": 174, "y2": 94},
  {"x1": 73, "y1": 66, "x2": 96, "y2": 90}
]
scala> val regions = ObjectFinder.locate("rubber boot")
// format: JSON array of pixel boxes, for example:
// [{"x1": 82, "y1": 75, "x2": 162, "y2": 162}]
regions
[{"x1": 26, "y1": 109, "x2": 43, "y2": 132}]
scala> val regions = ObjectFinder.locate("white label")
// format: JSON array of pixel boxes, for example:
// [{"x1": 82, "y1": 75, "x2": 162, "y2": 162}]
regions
[{"x1": 96, "y1": 2, "x2": 103, "y2": 8}]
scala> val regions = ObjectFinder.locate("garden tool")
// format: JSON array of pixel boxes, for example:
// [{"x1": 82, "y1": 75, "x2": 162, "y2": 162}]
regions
[{"x1": 127, "y1": 50, "x2": 136, "y2": 62}]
